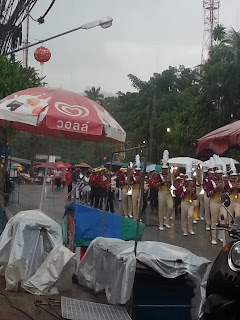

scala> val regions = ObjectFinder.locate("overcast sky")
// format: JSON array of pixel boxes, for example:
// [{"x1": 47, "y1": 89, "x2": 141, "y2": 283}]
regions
[{"x1": 18, "y1": 0, "x2": 240, "y2": 96}]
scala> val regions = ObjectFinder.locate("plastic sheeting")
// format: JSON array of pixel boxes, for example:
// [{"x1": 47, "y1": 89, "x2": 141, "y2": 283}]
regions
[
  {"x1": 0, "y1": 209, "x2": 75, "y2": 294},
  {"x1": 22, "y1": 246, "x2": 75, "y2": 295},
  {"x1": 77, "y1": 237, "x2": 211, "y2": 319}
]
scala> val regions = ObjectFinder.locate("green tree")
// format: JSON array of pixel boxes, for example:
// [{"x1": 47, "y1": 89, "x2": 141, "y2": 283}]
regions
[
  {"x1": 84, "y1": 86, "x2": 106, "y2": 164},
  {"x1": 0, "y1": 55, "x2": 41, "y2": 208},
  {"x1": 84, "y1": 86, "x2": 104, "y2": 103},
  {"x1": 212, "y1": 24, "x2": 226, "y2": 43}
]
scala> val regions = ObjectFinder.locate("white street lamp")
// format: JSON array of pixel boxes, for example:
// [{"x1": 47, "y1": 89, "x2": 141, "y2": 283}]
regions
[
  {"x1": 82, "y1": 16, "x2": 113, "y2": 30},
  {"x1": 7, "y1": 16, "x2": 113, "y2": 55},
  {"x1": 167, "y1": 127, "x2": 171, "y2": 133}
]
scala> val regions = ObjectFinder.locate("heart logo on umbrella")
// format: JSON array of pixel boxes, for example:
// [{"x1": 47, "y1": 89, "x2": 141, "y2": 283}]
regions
[{"x1": 55, "y1": 102, "x2": 89, "y2": 117}]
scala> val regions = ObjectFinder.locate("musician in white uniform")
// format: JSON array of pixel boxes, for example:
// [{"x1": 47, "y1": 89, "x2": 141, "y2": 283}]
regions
[{"x1": 207, "y1": 169, "x2": 227, "y2": 245}]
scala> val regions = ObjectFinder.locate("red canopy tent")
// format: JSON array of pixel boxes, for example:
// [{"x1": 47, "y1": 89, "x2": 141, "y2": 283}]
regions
[{"x1": 196, "y1": 120, "x2": 240, "y2": 157}]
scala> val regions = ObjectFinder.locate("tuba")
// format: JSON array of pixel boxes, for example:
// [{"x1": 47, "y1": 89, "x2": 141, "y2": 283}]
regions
[
  {"x1": 169, "y1": 166, "x2": 176, "y2": 197},
  {"x1": 126, "y1": 162, "x2": 133, "y2": 196}
]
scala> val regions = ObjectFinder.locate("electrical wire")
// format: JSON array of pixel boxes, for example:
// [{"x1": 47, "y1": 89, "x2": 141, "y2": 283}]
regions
[
  {"x1": 28, "y1": 0, "x2": 56, "y2": 24},
  {"x1": 29, "y1": 13, "x2": 37, "y2": 22},
  {"x1": 41, "y1": 0, "x2": 56, "y2": 20}
]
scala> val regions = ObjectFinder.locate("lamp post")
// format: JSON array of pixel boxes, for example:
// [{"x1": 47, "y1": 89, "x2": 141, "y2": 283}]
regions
[{"x1": 7, "y1": 16, "x2": 113, "y2": 55}]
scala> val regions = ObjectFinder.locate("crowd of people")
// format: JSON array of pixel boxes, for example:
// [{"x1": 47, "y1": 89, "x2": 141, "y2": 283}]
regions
[{"x1": 57, "y1": 151, "x2": 240, "y2": 246}]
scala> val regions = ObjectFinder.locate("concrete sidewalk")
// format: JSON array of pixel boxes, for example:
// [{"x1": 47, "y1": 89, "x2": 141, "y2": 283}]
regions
[
  {"x1": 1, "y1": 184, "x2": 222, "y2": 319},
  {"x1": 0, "y1": 276, "x2": 106, "y2": 320}
]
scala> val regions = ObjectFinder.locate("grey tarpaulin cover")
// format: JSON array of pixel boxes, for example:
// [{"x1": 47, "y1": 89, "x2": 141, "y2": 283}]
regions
[
  {"x1": 0, "y1": 209, "x2": 75, "y2": 294},
  {"x1": 77, "y1": 237, "x2": 211, "y2": 319}
]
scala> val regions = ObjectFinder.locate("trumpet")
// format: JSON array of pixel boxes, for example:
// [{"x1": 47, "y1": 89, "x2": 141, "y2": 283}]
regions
[
  {"x1": 126, "y1": 162, "x2": 133, "y2": 196},
  {"x1": 169, "y1": 166, "x2": 176, "y2": 197}
]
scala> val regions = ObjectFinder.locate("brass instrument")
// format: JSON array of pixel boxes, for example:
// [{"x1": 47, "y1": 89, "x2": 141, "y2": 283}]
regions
[
  {"x1": 197, "y1": 164, "x2": 205, "y2": 195},
  {"x1": 126, "y1": 162, "x2": 133, "y2": 196},
  {"x1": 212, "y1": 178, "x2": 224, "y2": 200},
  {"x1": 169, "y1": 166, "x2": 176, "y2": 197},
  {"x1": 230, "y1": 179, "x2": 238, "y2": 199},
  {"x1": 184, "y1": 178, "x2": 194, "y2": 202}
]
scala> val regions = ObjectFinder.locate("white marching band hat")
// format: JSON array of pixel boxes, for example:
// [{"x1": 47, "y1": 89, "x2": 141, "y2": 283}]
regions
[
  {"x1": 135, "y1": 154, "x2": 141, "y2": 170},
  {"x1": 230, "y1": 158, "x2": 237, "y2": 175},
  {"x1": 161, "y1": 150, "x2": 169, "y2": 169}
]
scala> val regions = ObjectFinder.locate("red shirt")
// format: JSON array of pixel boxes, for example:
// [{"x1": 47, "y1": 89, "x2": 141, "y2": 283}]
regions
[
  {"x1": 148, "y1": 178, "x2": 157, "y2": 189},
  {"x1": 89, "y1": 174, "x2": 96, "y2": 185},
  {"x1": 65, "y1": 171, "x2": 72, "y2": 186},
  {"x1": 94, "y1": 174, "x2": 102, "y2": 186},
  {"x1": 101, "y1": 179, "x2": 108, "y2": 190}
]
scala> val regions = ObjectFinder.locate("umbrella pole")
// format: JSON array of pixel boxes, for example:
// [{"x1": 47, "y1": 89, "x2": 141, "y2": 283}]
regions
[
  {"x1": 39, "y1": 138, "x2": 52, "y2": 211},
  {"x1": 100, "y1": 153, "x2": 113, "y2": 236},
  {"x1": 134, "y1": 153, "x2": 147, "y2": 256}
]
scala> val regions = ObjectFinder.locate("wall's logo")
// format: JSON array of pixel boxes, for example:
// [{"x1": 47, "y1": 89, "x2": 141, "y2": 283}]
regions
[{"x1": 55, "y1": 102, "x2": 89, "y2": 117}]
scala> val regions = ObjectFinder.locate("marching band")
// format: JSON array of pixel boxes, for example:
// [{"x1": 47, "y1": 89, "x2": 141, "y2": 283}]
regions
[{"x1": 68, "y1": 150, "x2": 240, "y2": 246}]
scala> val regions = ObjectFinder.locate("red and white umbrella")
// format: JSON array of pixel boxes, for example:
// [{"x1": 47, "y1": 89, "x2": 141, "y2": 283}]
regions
[
  {"x1": 34, "y1": 163, "x2": 55, "y2": 169},
  {"x1": 57, "y1": 164, "x2": 65, "y2": 169},
  {"x1": 0, "y1": 87, "x2": 126, "y2": 143},
  {"x1": 12, "y1": 163, "x2": 25, "y2": 170},
  {"x1": 0, "y1": 87, "x2": 126, "y2": 210},
  {"x1": 64, "y1": 162, "x2": 71, "y2": 169}
]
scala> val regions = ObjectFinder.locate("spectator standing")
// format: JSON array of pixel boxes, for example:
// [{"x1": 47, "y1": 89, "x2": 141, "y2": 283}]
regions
[{"x1": 65, "y1": 168, "x2": 72, "y2": 200}]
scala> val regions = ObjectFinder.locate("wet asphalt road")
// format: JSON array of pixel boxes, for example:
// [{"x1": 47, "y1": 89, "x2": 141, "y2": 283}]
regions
[{"x1": 8, "y1": 184, "x2": 224, "y2": 261}]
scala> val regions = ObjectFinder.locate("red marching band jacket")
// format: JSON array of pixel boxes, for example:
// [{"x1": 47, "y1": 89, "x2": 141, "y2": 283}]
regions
[
  {"x1": 177, "y1": 182, "x2": 197, "y2": 201},
  {"x1": 203, "y1": 177, "x2": 211, "y2": 191},
  {"x1": 118, "y1": 173, "x2": 127, "y2": 188},
  {"x1": 206, "y1": 178, "x2": 226, "y2": 198},
  {"x1": 224, "y1": 179, "x2": 240, "y2": 198},
  {"x1": 155, "y1": 173, "x2": 169, "y2": 187},
  {"x1": 130, "y1": 173, "x2": 141, "y2": 185}
]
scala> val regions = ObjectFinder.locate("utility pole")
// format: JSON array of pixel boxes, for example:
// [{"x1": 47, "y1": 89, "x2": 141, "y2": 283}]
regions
[
  {"x1": 23, "y1": 11, "x2": 30, "y2": 68},
  {"x1": 201, "y1": 0, "x2": 220, "y2": 64}
]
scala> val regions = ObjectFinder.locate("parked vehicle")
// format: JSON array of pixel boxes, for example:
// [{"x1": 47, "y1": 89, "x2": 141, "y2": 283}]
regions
[{"x1": 202, "y1": 193, "x2": 240, "y2": 320}]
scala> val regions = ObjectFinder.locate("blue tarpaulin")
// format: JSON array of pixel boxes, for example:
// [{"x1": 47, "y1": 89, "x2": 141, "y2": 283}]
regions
[
  {"x1": 74, "y1": 203, "x2": 122, "y2": 240},
  {"x1": 73, "y1": 203, "x2": 145, "y2": 247}
]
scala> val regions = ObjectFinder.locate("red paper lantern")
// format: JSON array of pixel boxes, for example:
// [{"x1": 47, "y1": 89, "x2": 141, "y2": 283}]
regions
[{"x1": 34, "y1": 46, "x2": 51, "y2": 63}]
